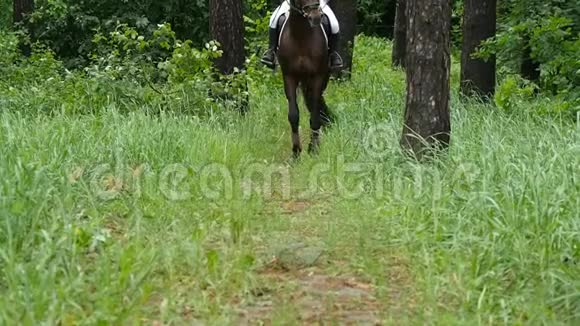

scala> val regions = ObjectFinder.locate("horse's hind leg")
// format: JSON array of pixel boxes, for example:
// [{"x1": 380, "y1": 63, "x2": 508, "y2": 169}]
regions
[
  {"x1": 283, "y1": 75, "x2": 301, "y2": 157},
  {"x1": 304, "y1": 78, "x2": 325, "y2": 154},
  {"x1": 319, "y1": 76, "x2": 333, "y2": 126},
  {"x1": 320, "y1": 96, "x2": 333, "y2": 127}
]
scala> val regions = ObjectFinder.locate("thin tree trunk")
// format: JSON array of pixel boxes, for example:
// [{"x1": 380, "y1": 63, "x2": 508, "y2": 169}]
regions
[
  {"x1": 392, "y1": 0, "x2": 407, "y2": 68},
  {"x1": 401, "y1": 0, "x2": 452, "y2": 159},
  {"x1": 13, "y1": 0, "x2": 34, "y2": 56},
  {"x1": 520, "y1": 35, "x2": 540, "y2": 82},
  {"x1": 460, "y1": 0, "x2": 496, "y2": 98},
  {"x1": 13, "y1": 0, "x2": 34, "y2": 25},
  {"x1": 330, "y1": 0, "x2": 357, "y2": 78},
  {"x1": 209, "y1": 0, "x2": 245, "y2": 75},
  {"x1": 382, "y1": 0, "x2": 397, "y2": 39}
]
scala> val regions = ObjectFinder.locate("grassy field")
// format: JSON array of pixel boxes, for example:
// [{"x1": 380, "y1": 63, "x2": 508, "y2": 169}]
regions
[{"x1": 0, "y1": 37, "x2": 579, "y2": 325}]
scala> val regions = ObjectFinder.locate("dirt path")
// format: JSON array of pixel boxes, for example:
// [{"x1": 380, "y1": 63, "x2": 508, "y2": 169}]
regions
[{"x1": 236, "y1": 199, "x2": 417, "y2": 325}]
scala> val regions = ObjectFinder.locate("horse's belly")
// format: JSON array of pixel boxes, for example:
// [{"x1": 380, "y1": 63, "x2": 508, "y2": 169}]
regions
[
  {"x1": 278, "y1": 31, "x2": 328, "y2": 75},
  {"x1": 295, "y1": 56, "x2": 319, "y2": 74}
]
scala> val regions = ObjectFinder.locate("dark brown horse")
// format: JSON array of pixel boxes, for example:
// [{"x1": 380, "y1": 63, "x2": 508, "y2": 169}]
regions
[{"x1": 277, "y1": 0, "x2": 333, "y2": 157}]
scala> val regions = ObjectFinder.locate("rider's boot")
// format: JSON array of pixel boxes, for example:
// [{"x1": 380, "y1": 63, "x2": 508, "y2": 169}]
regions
[
  {"x1": 261, "y1": 27, "x2": 279, "y2": 69},
  {"x1": 328, "y1": 33, "x2": 344, "y2": 70}
]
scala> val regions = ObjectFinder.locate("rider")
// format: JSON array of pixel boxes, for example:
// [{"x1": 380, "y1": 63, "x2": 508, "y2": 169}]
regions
[{"x1": 260, "y1": 0, "x2": 344, "y2": 70}]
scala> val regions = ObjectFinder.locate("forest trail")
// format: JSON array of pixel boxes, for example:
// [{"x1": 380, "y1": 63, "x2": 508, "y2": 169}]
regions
[
  {"x1": 235, "y1": 198, "x2": 418, "y2": 325},
  {"x1": 2, "y1": 28, "x2": 577, "y2": 323}
]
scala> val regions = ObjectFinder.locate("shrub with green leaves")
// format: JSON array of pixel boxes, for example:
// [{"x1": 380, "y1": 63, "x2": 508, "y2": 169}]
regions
[
  {"x1": 530, "y1": 16, "x2": 579, "y2": 98},
  {"x1": 479, "y1": 0, "x2": 579, "y2": 110},
  {"x1": 0, "y1": 0, "x2": 10, "y2": 30},
  {"x1": 1, "y1": 22, "x2": 251, "y2": 117},
  {"x1": 29, "y1": 0, "x2": 210, "y2": 67},
  {"x1": 0, "y1": 31, "x2": 19, "y2": 66},
  {"x1": 494, "y1": 74, "x2": 577, "y2": 118},
  {"x1": 494, "y1": 75, "x2": 538, "y2": 111}
]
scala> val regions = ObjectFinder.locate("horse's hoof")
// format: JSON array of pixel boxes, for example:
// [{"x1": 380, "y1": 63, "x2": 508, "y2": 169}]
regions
[
  {"x1": 292, "y1": 145, "x2": 302, "y2": 156},
  {"x1": 288, "y1": 156, "x2": 299, "y2": 165},
  {"x1": 308, "y1": 144, "x2": 319, "y2": 156},
  {"x1": 321, "y1": 118, "x2": 333, "y2": 128},
  {"x1": 287, "y1": 151, "x2": 301, "y2": 165}
]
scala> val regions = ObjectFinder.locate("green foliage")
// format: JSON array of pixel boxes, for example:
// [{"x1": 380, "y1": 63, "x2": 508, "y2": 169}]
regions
[
  {"x1": 241, "y1": 0, "x2": 399, "y2": 47},
  {"x1": 88, "y1": 24, "x2": 173, "y2": 83},
  {"x1": 357, "y1": 0, "x2": 396, "y2": 37},
  {"x1": 1, "y1": 22, "x2": 253, "y2": 117},
  {"x1": 479, "y1": 0, "x2": 579, "y2": 107},
  {"x1": 0, "y1": 0, "x2": 10, "y2": 30},
  {"x1": 17, "y1": 0, "x2": 400, "y2": 67},
  {"x1": 164, "y1": 40, "x2": 222, "y2": 84},
  {"x1": 87, "y1": 23, "x2": 221, "y2": 85},
  {"x1": 451, "y1": 0, "x2": 464, "y2": 51},
  {"x1": 0, "y1": 31, "x2": 19, "y2": 66},
  {"x1": 494, "y1": 74, "x2": 538, "y2": 111},
  {"x1": 0, "y1": 37, "x2": 578, "y2": 324},
  {"x1": 494, "y1": 74, "x2": 577, "y2": 118},
  {"x1": 28, "y1": 0, "x2": 209, "y2": 66},
  {"x1": 0, "y1": 31, "x2": 64, "y2": 88},
  {"x1": 530, "y1": 17, "x2": 579, "y2": 98},
  {"x1": 244, "y1": 0, "x2": 271, "y2": 48}
]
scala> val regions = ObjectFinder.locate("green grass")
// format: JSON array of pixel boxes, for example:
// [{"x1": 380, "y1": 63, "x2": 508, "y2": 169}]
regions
[{"x1": 0, "y1": 36, "x2": 579, "y2": 325}]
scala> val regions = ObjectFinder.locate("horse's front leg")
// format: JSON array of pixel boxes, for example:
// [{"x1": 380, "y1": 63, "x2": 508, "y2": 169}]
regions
[
  {"x1": 283, "y1": 75, "x2": 301, "y2": 157},
  {"x1": 306, "y1": 78, "x2": 325, "y2": 154}
]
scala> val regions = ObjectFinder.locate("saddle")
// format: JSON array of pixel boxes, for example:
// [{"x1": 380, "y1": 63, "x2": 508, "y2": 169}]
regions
[{"x1": 276, "y1": 12, "x2": 331, "y2": 48}]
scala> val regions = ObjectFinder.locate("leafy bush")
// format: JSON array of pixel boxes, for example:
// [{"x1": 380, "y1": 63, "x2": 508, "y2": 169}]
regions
[
  {"x1": 0, "y1": 31, "x2": 64, "y2": 87},
  {"x1": 476, "y1": 1, "x2": 579, "y2": 112},
  {"x1": 1, "y1": 23, "x2": 250, "y2": 117},
  {"x1": 88, "y1": 23, "x2": 204, "y2": 83},
  {"x1": 244, "y1": 0, "x2": 271, "y2": 49},
  {"x1": 0, "y1": 0, "x2": 10, "y2": 30},
  {"x1": 495, "y1": 74, "x2": 577, "y2": 118},
  {"x1": 85, "y1": 22, "x2": 249, "y2": 113},
  {"x1": 22, "y1": 0, "x2": 400, "y2": 67},
  {"x1": 530, "y1": 17, "x2": 579, "y2": 98},
  {"x1": 357, "y1": 0, "x2": 396, "y2": 37},
  {"x1": 29, "y1": 0, "x2": 210, "y2": 67},
  {"x1": 164, "y1": 40, "x2": 222, "y2": 84},
  {"x1": 494, "y1": 75, "x2": 538, "y2": 111},
  {"x1": 482, "y1": 17, "x2": 578, "y2": 92},
  {"x1": 0, "y1": 31, "x2": 19, "y2": 67}
]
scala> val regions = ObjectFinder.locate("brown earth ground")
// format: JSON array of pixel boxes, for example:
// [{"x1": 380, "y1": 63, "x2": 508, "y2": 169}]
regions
[{"x1": 235, "y1": 199, "x2": 418, "y2": 325}]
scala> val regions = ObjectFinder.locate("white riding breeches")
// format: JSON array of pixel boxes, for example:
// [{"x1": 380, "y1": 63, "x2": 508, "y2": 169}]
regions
[{"x1": 269, "y1": 0, "x2": 340, "y2": 34}]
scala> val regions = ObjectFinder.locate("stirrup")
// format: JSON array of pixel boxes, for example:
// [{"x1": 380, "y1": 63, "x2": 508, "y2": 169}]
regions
[
  {"x1": 260, "y1": 49, "x2": 277, "y2": 69},
  {"x1": 261, "y1": 58, "x2": 276, "y2": 69},
  {"x1": 331, "y1": 61, "x2": 344, "y2": 69},
  {"x1": 330, "y1": 52, "x2": 344, "y2": 69}
]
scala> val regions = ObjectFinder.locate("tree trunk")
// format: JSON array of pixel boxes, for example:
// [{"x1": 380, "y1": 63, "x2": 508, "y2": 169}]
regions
[
  {"x1": 330, "y1": 0, "x2": 357, "y2": 78},
  {"x1": 382, "y1": 0, "x2": 397, "y2": 39},
  {"x1": 460, "y1": 0, "x2": 496, "y2": 98},
  {"x1": 401, "y1": 0, "x2": 452, "y2": 159},
  {"x1": 13, "y1": 0, "x2": 34, "y2": 56},
  {"x1": 520, "y1": 35, "x2": 540, "y2": 83},
  {"x1": 13, "y1": 0, "x2": 34, "y2": 25},
  {"x1": 392, "y1": 0, "x2": 407, "y2": 68},
  {"x1": 209, "y1": 0, "x2": 245, "y2": 75}
]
